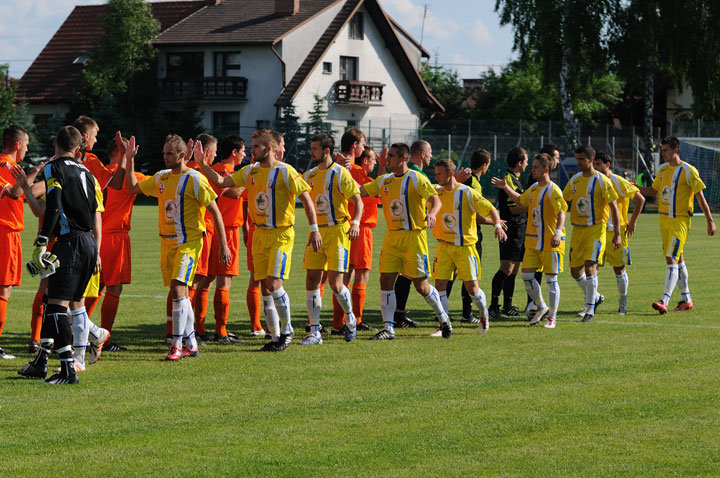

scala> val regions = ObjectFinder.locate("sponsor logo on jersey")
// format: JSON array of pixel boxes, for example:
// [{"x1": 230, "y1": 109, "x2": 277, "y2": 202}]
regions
[
  {"x1": 576, "y1": 197, "x2": 590, "y2": 214},
  {"x1": 164, "y1": 199, "x2": 177, "y2": 219},
  {"x1": 661, "y1": 185, "x2": 671, "y2": 202},
  {"x1": 532, "y1": 207, "x2": 542, "y2": 229},
  {"x1": 315, "y1": 194, "x2": 329, "y2": 212},
  {"x1": 442, "y1": 213, "x2": 457, "y2": 230},
  {"x1": 256, "y1": 192, "x2": 269, "y2": 211},
  {"x1": 389, "y1": 199, "x2": 404, "y2": 217}
]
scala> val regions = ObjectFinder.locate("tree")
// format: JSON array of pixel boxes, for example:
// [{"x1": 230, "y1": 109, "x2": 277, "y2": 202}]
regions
[
  {"x1": 0, "y1": 65, "x2": 15, "y2": 131},
  {"x1": 279, "y1": 101, "x2": 302, "y2": 167},
  {"x1": 420, "y1": 63, "x2": 471, "y2": 124},
  {"x1": 308, "y1": 94, "x2": 329, "y2": 135}
]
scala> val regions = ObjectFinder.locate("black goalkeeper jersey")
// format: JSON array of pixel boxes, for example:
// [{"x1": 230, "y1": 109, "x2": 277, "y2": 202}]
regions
[
  {"x1": 41, "y1": 156, "x2": 98, "y2": 238},
  {"x1": 497, "y1": 169, "x2": 526, "y2": 227}
]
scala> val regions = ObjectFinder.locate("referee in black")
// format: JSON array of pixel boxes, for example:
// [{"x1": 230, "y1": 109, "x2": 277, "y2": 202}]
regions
[{"x1": 19, "y1": 126, "x2": 98, "y2": 384}]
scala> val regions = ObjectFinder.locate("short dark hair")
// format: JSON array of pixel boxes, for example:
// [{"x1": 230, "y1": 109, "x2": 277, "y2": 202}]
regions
[
  {"x1": 391, "y1": 142, "x2": 410, "y2": 160},
  {"x1": 55, "y1": 126, "x2": 83, "y2": 153},
  {"x1": 340, "y1": 128, "x2": 366, "y2": 153},
  {"x1": 540, "y1": 143, "x2": 559, "y2": 156},
  {"x1": 107, "y1": 136, "x2": 127, "y2": 157},
  {"x1": 197, "y1": 133, "x2": 217, "y2": 149},
  {"x1": 73, "y1": 115, "x2": 98, "y2": 135},
  {"x1": 356, "y1": 145, "x2": 375, "y2": 166},
  {"x1": 575, "y1": 144, "x2": 595, "y2": 159},
  {"x1": 506, "y1": 147, "x2": 527, "y2": 168},
  {"x1": 661, "y1": 136, "x2": 680, "y2": 150},
  {"x1": 2, "y1": 125, "x2": 29, "y2": 150},
  {"x1": 271, "y1": 131, "x2": 284, "y2": 147},
  {"x1": 219, "y1": 135, "x2": 245, "y2": 160},
  {"x1": 311, "y1": 133, "x2": 335, "y2": 154},
  {"x1": 534, "y1": 153, "x2": 552, "y2": 171},
  {"x1": 434, "y1": 158, "x2": 456, "y2": 172},
  {"x1": 410, "y1": 140, "x2": 431, "y2": 157},
  {"x1": 470, "y1": 149, "x2": 491, "y2": 170},
  {"x1": 595, "y1": 151, "x2": 612, "y2": 164}
]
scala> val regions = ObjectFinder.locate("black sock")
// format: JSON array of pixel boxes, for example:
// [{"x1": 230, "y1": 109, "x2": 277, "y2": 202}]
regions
[
  {"x1": 491, "y1": 270, "x2": 508, "y2": 307},
  {"x1": 445, "y1": 280, "x2": 454, "y2": 299},
  {"x1": 461, "y1": 285, "x2": 472, "y2": 317},
  {"x1": 503, "y1": 274, "x2": 517, "y2": 309},
  {"x1": 394, "y1": 276, "x2": 412, "y2": 311}
]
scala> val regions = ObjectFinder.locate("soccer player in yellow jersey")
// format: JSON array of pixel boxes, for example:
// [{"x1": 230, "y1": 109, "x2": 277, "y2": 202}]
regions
[
  {"x1": 200, "y1": 129, "x2": 321, "y2": 352},
  {"x1": 637, "y1": 136, "x2": 716, "y2": 314},
  {"x1": 123, "y1": 134, "x2": 231, "y2": 361},
  {"x1": 300, "y1": 133, "x2": 363, "y2": 345},
  {"x1": 360, "y1": 142, "x2": 449, "y2": 339},
  {"x1": 593, "y1": 151, "x2": 645, "y2": 315},
  {"x1": 432, "y1": 158, "x2": 506, "y2": 335},
  {"x1": 563, "y1": 145, "x2": 621, "y2": 323},
  {"x1": 494, "y1": 154, "x2": 568, "y2": 328}
]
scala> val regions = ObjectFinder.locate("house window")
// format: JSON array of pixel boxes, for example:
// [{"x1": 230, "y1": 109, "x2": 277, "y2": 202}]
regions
[
  {"x1": 348, "y1": 12, "x2": 363, "y2": 39},
  {"x1": 214, "y1": 52, "x2": 242, "y2": 77},
  {"x1": 213, "y1": 111, "x2": 240, "y2": 135},
  {"x1": 339, "y1": 56, "x2": 358, "y2": 81},
  {"x1": 167, "y1": 52, "x2": 204, "y2": 80},
  {"x1": 322, "y1": 62, "x2": 332, "y2": 75},
  {"x1": 256, "y1": 120, "x2": 271, "y2": 130}
]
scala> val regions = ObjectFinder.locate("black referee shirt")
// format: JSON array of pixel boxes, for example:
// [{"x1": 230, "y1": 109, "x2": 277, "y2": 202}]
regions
[
  {"x1": 497, "y1": 169, "x2": 526, "y2": 227},
  {"x1": 41, "y1": 156, "x2": 98, "y2": 238}
]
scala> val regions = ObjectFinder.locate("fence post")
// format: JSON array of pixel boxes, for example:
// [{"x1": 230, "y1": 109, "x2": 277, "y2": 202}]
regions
[
  {"x1": 612, "y1": 137, "x2": 616, "y2": 171},
  {"x1": 670, "y1": 119, "x2": 674, "y2": 136},
  {"x1": 368, "y1": 119, "x2": 372, "y2": 144},
  {"x1": 448, "y1": 134, "x2": 451, "y2": 161},
  {"x1": 540, "y1": 135, "x2": 544, "y2": 150},
  {"x1": 493, "y1": 135, "x2": 497, "y2": 163},
  {"x1": 606, "y1": 124, "x2": 609, "y2": 150},
  {"x1": 697, "y1": 118, "x2": 700, "y2": 137},
  {"x1": 389, "y1": 117, "x2": 392, "y2": 144},
  {"x1": 548, "y1": 120, "x2": 552, "y2": 143},
  {"x1": 588, "y1": 136, "x2": 591, "y2": 147}
]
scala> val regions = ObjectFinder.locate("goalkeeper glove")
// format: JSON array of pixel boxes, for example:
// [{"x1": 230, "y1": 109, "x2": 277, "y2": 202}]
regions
[{"x1": 32, "y1": 236, "x2": 50, "y2": 269}]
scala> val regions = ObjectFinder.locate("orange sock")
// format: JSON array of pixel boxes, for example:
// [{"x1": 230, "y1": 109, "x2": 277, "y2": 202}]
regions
[
  {"x1": 319, "y1": 282, "x2": 326, "y2": 299},
  {"x1": 165, "y1": 291, "x2": 173, "y2": 336},
  {"x1": 214, "y1": 288, "x2": 230, "y2": 337},
  {"x1": 332, "y1": 293, "x2": 345, "y2": 330},
  {"x1": 84, "y1": 290, "x2": 103, "y2": 317},
  {"x1": 194, "y1": 288, "x2": 209, "y2": 335},
  {"x1": 101, "y1": 292, "x2": 121, "y2": 332},
  {"x1": 31, "y1": 291, "x2": 44, "y2": 343},
  {"x1": 247, "y1": 285, "x2": 262, "y2": 331},
  {"x1": 0, "y1": 296, "x2": 7, "y2": 339},
  {"x1": 352, "y1": 283, "x2": 367, "y2": 324}
]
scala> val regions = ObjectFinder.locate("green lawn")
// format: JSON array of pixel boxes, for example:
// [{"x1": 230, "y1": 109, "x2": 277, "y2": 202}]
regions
[{"x1": 1, "y1": 205, "x2": 719, "y2": 476}]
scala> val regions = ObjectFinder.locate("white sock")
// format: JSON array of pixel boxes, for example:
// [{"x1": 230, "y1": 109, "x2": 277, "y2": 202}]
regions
[
  {"x1": 546, "y1": 275, "x2": 560, "y2": 317},
  {"x1": 438, "y1": 290, "x2": 450, "y2": 315},
  {"x1": 182, "y1": 297, "x2": 197, "y2": 350},
  {"x1": 71, "y1": 307, "x2": 89, "y2": 363},
  {"x1": 677, "y1": 262, "x2": 691, "y2": 303},
  {"x1": 584, "y1": 275, "x2": 598, "y2": 316},
  {"x1": 424, "y1": 285, "x2": 449, "y2": 324},
  {"x1": 615, "y1": 271, "x2": 628, "y2": 297},
  {"x1": 380, "y1": 290, "x2": 396, "y2": 333},
  {"x1": 575, "y1": 272, "x2": 587, "y2": 292},
  {"x1": 263, "y1": 295, "x2": 280, "y2": 340},
  {"x1": 470, "y1": 289, "x2": 488, "y2": 318},
  {"x1": 334, "y1": 286, "x2": 356, "y2": 329},
  {"x1": 271, "y1": 287, "x2": 292, "y2": 335},
  {"x1": 663, "y1": 265, "x2": 679, "y2": 305},
  {"x1": 171, "y1": 298, "x2": 184, "y2": 347},
  {"x1": 306, "y1": 289, "x2": 322, "y2": 336},
  {"x1": 522, "y1": 272, "x2": 545, "y2": 308}
]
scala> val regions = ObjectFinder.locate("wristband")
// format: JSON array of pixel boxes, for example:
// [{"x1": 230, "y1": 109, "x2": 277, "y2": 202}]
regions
[
  {"x1": 309, "y1": 224, "x2": 319, "y2": 233},
  {"x1": 351, "y1": 220, "x2": 360, "y2": 226},
  {"x1": 495, "y1": 223, "x2": 502, "y2": 229},
  {"x1": 34, "y1": 235, "x2": 49, "y2": 247},
  {"x1": 554, "y1": 229, "x2": 562, "y2": 236}
]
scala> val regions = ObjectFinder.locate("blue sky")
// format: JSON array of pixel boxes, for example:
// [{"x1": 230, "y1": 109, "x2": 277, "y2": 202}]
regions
[{"x1": 0, "y1": 0, "x2": 516, "y2": 79}]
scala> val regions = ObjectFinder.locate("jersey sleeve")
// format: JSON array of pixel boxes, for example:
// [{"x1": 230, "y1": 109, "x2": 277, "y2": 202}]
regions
[
  {"x1": 196, "y1": 175, "x2": 218, "y2": 207},
  {"x1": 93, "y1": 177, "x2": 105, "y2": 213},
  {"x1": 231, "y1": 167, "x2": 247, "y2": 188},
  {"x1": 363, "y1": 177, "x2": 381, "y2": 197},
  {"x1": 562, "y1": 180, "x2": 572, "y2": 201},
  {"x1": 340, "y1": 167, "x2": 360, "y2": 198},
  {"x1": 602, "y1": 177, "x2": 618, "y2": 203},
  {"x1": 618, "y1": 176, "x2": 639, "y2": 198},
  {"x1": 471, "y1": 189, "x2": 495, "y2": 217},
  {"x1": 0, "y1": 176, "x2": 9, "y2": 198},
  {"x1": 689, "y1": 166, "x2": 706, "y2": 193},
  {"x1": 416, "y1": 174, "x2": 437, "y2": 200},
  {"x1": 44, "y1": 162, "x2": 63, "y2": 193},
  {"x1": 517, "y1": 188, "x2": 531, "y2": 207},
  {"x1": 651, "y1": 168, "x2": 664, "y2": 191},
  {"x1": 286, "y1": 167, "x2": 311, "y2": 196},
  {"x1": 551, "y1": 185, "x2": 568, "y2": 213},
  {"x1": 138, "y1": 174, "x2": 158, "y2": 197}
]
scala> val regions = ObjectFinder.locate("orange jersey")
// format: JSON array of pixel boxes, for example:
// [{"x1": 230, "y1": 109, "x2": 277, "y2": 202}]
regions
[
  {"x1": 349, "y1": 163, "x2": 380, "y2": 228},
  {"x1": 102, "y1": 164, "x2": 146, "y2": 232},
  {"x1": 0, "y1": 154, "x2": 24, "y2": 231},
  {"x1": 186, "y1": 160, "x2": 201, "y2": 171},
  {"x1": 81, "y1": 153, "x2": 115, "y2": 189},
  {"x1": 211, "y1": 162, "x2": 244, "y2": 227}
]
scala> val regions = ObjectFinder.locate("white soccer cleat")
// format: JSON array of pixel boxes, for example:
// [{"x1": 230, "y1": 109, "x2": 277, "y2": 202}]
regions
[
  {"x1": 576, "y1": 306, "x2": 587, "y2": 317},
  {"x1": 478, "y1": 315, "x2": 489, "y2": 334},
  {"x1": 87, "y1": 327, "x2": 110, "y2": 365},
  {"x1": 250, "y1": 329, "x2": 266, "y2": 337},
  {"x1": 530, "y1": 304, "x2": 549, "y2": 325},
  {"x1": 544, "y1": 317, "x2": 556, "y2": 329},
  {"x1": 298, "y1": 334, "x2": 322, "y2": 345}
]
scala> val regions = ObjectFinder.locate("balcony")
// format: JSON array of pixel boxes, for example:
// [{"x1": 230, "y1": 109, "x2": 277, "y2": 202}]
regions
[
  {"x1": 160, "y1": 77, "x2": 248, "y2": 101},
  {"x1": 334, "y1": 80, "x2": 384, "y2": 105}
]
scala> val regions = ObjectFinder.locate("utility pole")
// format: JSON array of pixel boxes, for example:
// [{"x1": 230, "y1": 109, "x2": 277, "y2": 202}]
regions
[{"x1": 420, "y1": 4, "x2": 428, "y2": 45}]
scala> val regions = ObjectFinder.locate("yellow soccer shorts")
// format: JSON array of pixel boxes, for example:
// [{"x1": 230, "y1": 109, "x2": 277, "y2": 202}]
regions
[
  {"x1": 659, "y1": 215, "x2": 691, "y2": 260},
  {"x1": 604, "y1": 226, "x2": 631, "y2": 268},
  {"x1": 160, "y1": 237, "x2": 203, "y2": 287},
  {"x1": 83, "y1": 271, "x2": 101, "y2": 298},
  {"x1": 379, "y1": 229, "x2": 431, "y2": 279},
  {"x1": 303, "y1": 222, "x2": 351, "y2": 272},
  {"x1": 432, "y1": 241, "x2": 481, "y2": 282},
  {"x1": 523, "y1": 247, "x2": 564, "y2": 274},
  {"x1": 569, "y1": 223, "x2": 606, "y2": 268},
  {"x1": 252, "y1": 226, "x2": 294, "y2": 281}
]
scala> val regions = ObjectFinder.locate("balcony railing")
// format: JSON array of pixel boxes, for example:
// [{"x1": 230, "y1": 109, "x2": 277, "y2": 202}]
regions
[
  {"x1": 334, "y1": 80, "x2": 384, "y2": 104},
  {"x1": 160, "y1": 77, "x2": 248, "y2": 100}
]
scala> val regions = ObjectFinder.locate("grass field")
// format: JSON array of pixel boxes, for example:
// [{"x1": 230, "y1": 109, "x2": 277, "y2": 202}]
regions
[{"x1": 2, "y1": 204, "x2": 719, "y2": 476}]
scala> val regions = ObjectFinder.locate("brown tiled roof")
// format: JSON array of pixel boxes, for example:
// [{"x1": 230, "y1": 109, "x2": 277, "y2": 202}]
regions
[
  {"x1": 17, "y1": 1, "x2": 207, "y2": 103},
  {"x1": 153, "y1": 0, "x2": 343, "y2": 45},
  {"x1": 275, "y1": 0, "x2": 443, "y2": 112}
]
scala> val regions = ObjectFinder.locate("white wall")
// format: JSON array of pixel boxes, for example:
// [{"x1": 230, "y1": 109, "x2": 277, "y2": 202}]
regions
[{"x1": 392, "y1": 25, "x2": 424, "y2": 70}]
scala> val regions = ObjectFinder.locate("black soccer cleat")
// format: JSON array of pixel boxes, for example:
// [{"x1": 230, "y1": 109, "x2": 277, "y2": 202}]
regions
[
  {"x1": 213, "y1": 334, "x2": 243, "y2": 344},
  {"x1": 356, "y1": 322, "x2": 377, "y2": 332},
  {"x1": 370, "y1": 330, "x2": 396, "y2": 340},
  {"x1": 18, "y1": 361, "x2": 47, "y2": 379},
  {"x1": 440, "y1": 322, "x2": 452, "y2": 339},
  {"x1": 104, "y1": 340, "x2": 127, "y2": 352},
  {"x1": 502, "y1": 305, "x2": 521, "y2": 317},
  {"x1": 488, "y1": 305, "x2": 501, "y2": 319},
  {"x1": 593, "y1": 294, "x2": 605, "y2": 314},
  {"x1": 45, "y1": 373, "x2": 79, "y2": 385},
  {"x1": 581, "y1": 314, "x2": 594, "y2": 323}
]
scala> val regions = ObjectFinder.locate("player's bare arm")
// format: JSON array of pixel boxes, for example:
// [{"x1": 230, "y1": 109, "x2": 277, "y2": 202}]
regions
[
  {"x1": 552, "y1": 210, "x2": 566, "y2": 248},
  {"x1": 636, "y1": 184, "x2": 657, "y2": 197},
  {"x1": 609, "y1": 200, "x2": 622, "y2": 248},
  {"x1": 376, "y1": 146, "x2": 388, "y2": 174},
  {"x1": 123, "y1": 136, "x2": 143, "y2": 196},
  {"x1": 348, "y1": 193, "x2": 363, "y2": 241},
  {"x1": 197, "y1": 142, "x2": 235, "y2": 189},
  {"x1": 425, "y1": 194, "x2": 440, "y2": 229},
  {"x1": 241, "y1": 199, "x2": 250, "y2": 246},
  {"x1": 626, "y1": 191, "x2": 645, "y2": 237},
  {"x1": 92, "y1": 211, "x2": 102, "y2": 274},
  {"x1": 298, "y1": 190, "x2": 322, "y2": 252},
  {"x1": 488, "y1": 209, "x2": 507, "y2": 242},
  {"x1": 221, "y1": 187, "x2": 245, "y2": 199},
  {"x1": 207, "y1": 201, "x2": 232, "y2": 265},
  {"x1": 490, "y1": 176, "x2": 522, "y2": 204},
  {"x1": 695, "y1": 190, "x2": 716, "y2": 236},
  {"x1": 359, "y1": 184, "x2": 373, "y2": 198},
  {"x1": 10, "y1": 164, "x2": 45, "y2": 217}
]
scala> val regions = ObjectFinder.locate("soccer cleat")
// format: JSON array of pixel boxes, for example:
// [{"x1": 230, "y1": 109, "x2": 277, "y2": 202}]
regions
[
  {"x1": 165, "y1": 334, "x2": 173, "y2": 344},
  {"x1": 273, "y1": 334, "x2": 292, "y2": 351},
  {"x1": 0, "y1": 347, "x2": 16, "y2": 360},
  {"x1": 330, "y1": 327, "x2": 344, "y2": 335},
  {"x1": 196, "y1": 334, "x2": 208, "y2": 347},
  {"x1": 213, "y1": 334, "x2": 243, "y2": 344},
  {"x1": 593, "y1": 294, "x2": 605, "y2": 313},
  {"x1": 356, "y1": 322, "x2": 377, "y2": 332},
  {"x1": 430, "y1": 326, "x2": 443, "y2": 337},
  {"x1": 652, "y1": 301, "x2": 668, "y2": 314},
  {"x1": 28, "y1": 341, "x2": 40, "y2": 354},
  {"x1": 181, "y1": 346, "x2": 199, "y2": 357},
  {"x1": 582, "y1": 313, "x2": 594, "y2": 323},
  {"x1": 44, "y1": 373, "x2": 79, "y2": 385},
  {"x1": 673, "y1": 300, "x2": 694, "y2": 311},
  {"x1": 525, "y1": 301, "x2": 538, "y2": 319},
  {"x1": 394, "y1": 311, "x2": 418, "y2": 328},
  {"x1": 18, "y1": 361, "x2": 47, "y2": 379},
  {"x1": 544, "y1": 317, "x2": 556, "y2": 329},
  {"x1": 250, "y1": 328, "x2": 266, "y2": 337},
  {"x1": 370, "y1": 330, "x2": 395, "y2": 340},
  {"x1": 576, "y1": 306, "x2": 587, "y2": 318},
  {"x1": 165, "y1": 346, "x2": 182, "y2": 361},
  {"x1": 343, "y1": 324, "x2": 356, "y2": 343},
  {"x1": 502, "y1": 305, "x2": 521, "y2": 317},
  {"x1": 478, "y1": 315, "x2": 490, "y2": 334},
  {"x1": 460, "y1": 314, "x2": 481, "y2": 324},
  {"x1": 260, "y1": 340, "x2": 279, "y2": 352},
  {"x1": 440, "y1": 322, "x2": 452, "y2": 339},
  {"x1": 529, "y1": 304, "x2": 549, "y2": 326},
  {"x1": 104, "y1": 340, "x2": 127, "y2": 352},
  {"x1": 488, "y1": 305, "x2": 501, "y2": 319},
  {"x1": 87, "y1": 327, "x2": 109, "y2": 365},
  {"x1": 299, "y1": 334, "x2": 323, "y2": 345},
  {"x1": 618, "y1": 296, "x2": 628, "y2": 315},
  {"x1": 54, "y1": 361, "x2": 85, "y2": 373}
]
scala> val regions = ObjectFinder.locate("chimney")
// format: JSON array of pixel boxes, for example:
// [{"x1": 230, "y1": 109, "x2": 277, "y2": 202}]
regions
[
  {"x1": 206, "y1": 0, "x2": 223, "y2": 5},
  {"x1": 275, "y1": 0, "x2": 299, "y2": 15}
]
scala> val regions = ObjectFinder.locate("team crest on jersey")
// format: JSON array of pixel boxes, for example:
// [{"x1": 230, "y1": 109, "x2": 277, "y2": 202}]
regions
[
  {"x1": 442, "y1": 213, "x2": 457, "y2": 231},
  {"x1": 661, "y1": 185, "x2": 671, "y2": 202},
  {"x1": 576, "y1": 197, "x2": 590, "y2": 214},
  {"x1": 164, "y1": 199, "x2": 177, "y2": 219},
  {"x1": 159, "y1": 183, "x2": 164, "y2": 194},
  {"x1": 251, "y1": 177, "x2": 255, "y2": 185},
  {"x1": 389, "y1": 199, "x2": 405, "y2": 217},
  {"x1": 315, "y1": 194, "x2": 329, "y2": 212},
  {"x1": 256, "y1": 192, "x2": 270, "y2": 211},
  {"x1": 572, "y1": 185, "x2": 577, "y2": 194},
  {"x1": 383, "y1": 186, "x2": 389, "y2": 196}
]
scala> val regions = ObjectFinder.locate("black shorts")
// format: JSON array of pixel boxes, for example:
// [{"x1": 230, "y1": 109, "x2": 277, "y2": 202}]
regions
[
  {"x1": 47, "y1": 231, "x2": 97, "y2": 302},
  {"x1": 475, "y1": 228, "x2": 483, "y2": 261},
  {"x1": 499, "y1": 223, "x2": 525, "y2": 262}
]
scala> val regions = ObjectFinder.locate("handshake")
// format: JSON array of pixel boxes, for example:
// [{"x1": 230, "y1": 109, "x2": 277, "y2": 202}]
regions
[{"x1": 26, "y1": 236, "x2": 60, "y2": 279}]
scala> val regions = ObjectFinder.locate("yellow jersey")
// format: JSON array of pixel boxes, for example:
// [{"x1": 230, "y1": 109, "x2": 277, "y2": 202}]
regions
[
  {"x1": 518, "y1": 182, "x2": 568, "y2": 251},
  {"x1": 231, "y1": 161, "x2": 310, "y2": 228},
  {"x1": 563, "y1": 172, "x2": 617, "y2": 226},
  {"x1": 138, "y1": 168, "x2": 217, "y2": 244},
  {"x1": 364, "y1": 169, "x2": 437, "y2": 231},
  {"x1": 608, "y1": 173, "x2": 639, "y2": 229},
  {"x1": 303, "y1": 162, "x2": 360, "y2": 227},
  {"x1": 432, "y1": 184, "x2": 494, "y2": 246},
  {"x1": 652, "y1": 161, "x2": 705, "y2": 218}
]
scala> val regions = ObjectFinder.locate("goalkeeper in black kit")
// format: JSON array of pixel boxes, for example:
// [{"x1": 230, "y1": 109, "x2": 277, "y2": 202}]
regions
[{"x1": 18, "y1": 126, "x2": 99, "y2": 384}]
